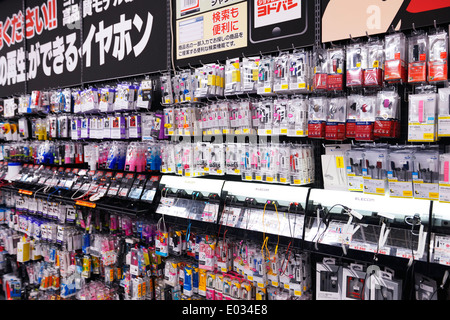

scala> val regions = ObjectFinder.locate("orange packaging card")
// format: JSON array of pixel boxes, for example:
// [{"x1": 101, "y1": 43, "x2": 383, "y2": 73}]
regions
[
  {"x1": 428, "y1": 61, "x2": 448, "y2": 82},
  {"x1": 408, "y1": 62, "x2": 427, "y2": 83}
]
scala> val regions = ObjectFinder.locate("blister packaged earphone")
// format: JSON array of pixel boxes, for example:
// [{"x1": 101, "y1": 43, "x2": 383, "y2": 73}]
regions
[
  {"x1": 412, "y1": 147, "x2": 440, "y2": 200},
  {"x1": 286, "y1": 95, "x2": 308, "y2": 137},
  {"x1": 276, "y1": 143, "x2": 291, "y2": 184},
  {"x1": 290, "y1": 144, "x2": 314, "y2": 185},
  {"x1": 355, "y1": 95, "x2": 377, "y2": 141},
  {"x1": 160, "y1": 74, "x2": 174, "y2": 105},
  {"x1": 346, "y1": 42, "x2": 367, "y2": 87},
  {"x1": 362, "y1": 147, "x2": 388, "y2": 195},
  {"x1": 345, "y1": 147, "x2": 365, "y2": 192},
  {"x1": 289, "y1": 50, "x2": 311, "y2": 93},
  {"x1": 408, "y1": 89, "x2": 438, "y2": 142},
  {"x1": 3, "y1": 98, "x2": 18, "y2": 118},
  {"x1": 428, "y1": 30, "x2": 448, "y2": 83},
  {"x1": 384, "y1": 32, "x2": 407, "y2": 83},
  {"x1": 125, "y1": 142, "x2": 147, "y2": 172},
  {"x1": 273, "y1": 97, "x2": 289, "y2": 135},
  {"x1": 364, "y1": 39, "x2": 384, "y2": 87},
  {"x1": 180, "y1": 70, "x2": 197, "y2": 103},
  {"x1": 106, "y1": 141, "x2": 127, "y2": 170},
  {"x1": 346, "y1": 94, "x2": 363, "y2": 139},
  {"x1": 308, "y1": 96, "x2": 328, "y2": 138},
  {"x1": 327, "y1": 46, "x2": 345, "y2": 91},
  {"x1": 225, "y1": 143, "x2": 243, "y2": 175},
  {"x1": 241, "y1": 56, "x2": 259, "y2": 92},
  {"x1": 207, "y1": 143, "x2": 225, "y2": 176},
  {"x1": 99, "y1": 87, "x2": 115, "y2": 113},
  {"x1": 114, "y1": 83, "x2": 136, "y2": 111},
  {"x1": 374, "y1": 89, "x2": 400, "y2": 139},
  {"x1": 273, "y1": 52, "x2": 290, "y2": 93},
  {"x1": 325, "y1": 96, "x2": 346, "y2": 141},
  {"x1": 313, "y1": 47, "x2": 328, "y2": 91},
  {"x1": 80, "y1": 88, "x2": 99, "y2": 113},
  {"x1": 257, "y1": 55, "x2": 274, "y2": 95},
  {"x1": 160, "y1": 142, "x2": 176, "y2": 174},
  {"x1": 408, "y1": 30, "x2": 428, "y2": 84},
  {"x1": 255, "y1": 98, "x2": 274, "y2": 136},
  {"x1": 225, "y1": 57, "x2": 242, "y2": 95},
  {"x1": 387, "y1": 146, "x2": 414, "y2": 198}
]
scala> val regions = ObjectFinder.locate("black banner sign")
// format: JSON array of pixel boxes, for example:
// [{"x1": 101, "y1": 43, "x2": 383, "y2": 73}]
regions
[
  {"x1": 0, "y1": 0, "x2": 169, "y2": 97},
  {"x1": 81, "y1": 0, "x2": 168, "y2": 83}
]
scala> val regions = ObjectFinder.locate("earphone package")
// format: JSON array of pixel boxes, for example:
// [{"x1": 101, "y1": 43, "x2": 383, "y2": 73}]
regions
[
  {"x1": 364, "y1": 39, "x2": 385, "y2": 88},
  {"x1": 384, "y1": 32, "x2": 407, "y2": 83},
  {"x1": 374, "y1": 89, "x2": 401, "y2": 138},
  {"x1": 327, "y1": 47, "x2": 345, "y2": 91},
  {"x1": 346, "y1": 94, "x2": 363, "y2": 139},
  {"x1": 346, "y1": 43, "x2": 367, "y2": 88},
  {"x1": 428, "y1": 30, "x2": 448, "y2": 83},
  {"x1": 354, "y1": 95, "x2": 376, "y2": 141},
  {"x1": 325, "y1": 96, "x2": 346, "y2": 140},
  {"x1": 308, "y1": 96, "x2": 328, "y2": 138},
  {"x1": 408, "y1": 30, "x2": 428, "y2": 84}
]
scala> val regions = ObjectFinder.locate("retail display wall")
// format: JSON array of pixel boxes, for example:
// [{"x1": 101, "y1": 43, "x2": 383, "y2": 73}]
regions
[{"x1": 0, "y1": 0, "x2": 450, "y2": 303}]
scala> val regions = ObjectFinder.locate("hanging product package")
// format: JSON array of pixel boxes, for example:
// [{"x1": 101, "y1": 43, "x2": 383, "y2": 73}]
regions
[
  {"x1": 408, "y1": 30, "x2": 428, "y2": 84},
  {"x1": 384, "y1": 32, "x2": 407, "y2": 83},
  {"x1": 408, "y1": 90, "x2": 438, "y2": 142},
  {"x1": 325, "y1": 96, "x2": 346, "y2": 141},
  {"x1": 428, "y1": 30, "x2": 448, "y2": 83},
  {"x1": 374, "y1": 89, "x2": 401, "y2": 139}
]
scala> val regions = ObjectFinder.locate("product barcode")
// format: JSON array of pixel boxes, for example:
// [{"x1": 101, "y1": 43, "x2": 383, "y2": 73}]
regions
[{"x1": 182, "y1": 0, "x2": 197, "y2": 9}]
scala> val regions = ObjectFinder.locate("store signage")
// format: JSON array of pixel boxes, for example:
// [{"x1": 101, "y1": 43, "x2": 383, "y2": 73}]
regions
[
  {"x1": 81, "y1": 0, "x2": 168, "y2": 83},
  {"x1": 322, "y1": 0, "x2": 450, "y2": 43},
  {"x1": 0, "y1": 0, "x2": 168, "y2": 97},
  {"x1": 175, "y1": 0, "x2": 244, "y2": 19},
  {"x1": 175, "y1": 0, "x2": 315, "y2": 67},
  {"x1": 176, "y1": 1, "x2": 247, "y2": 60}
]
